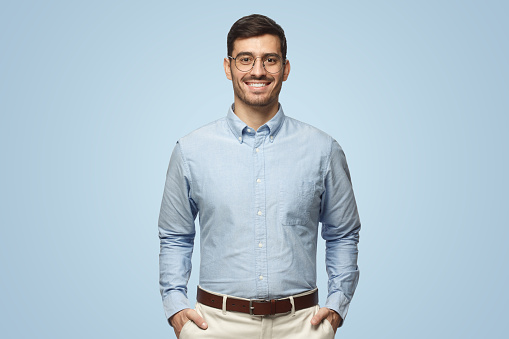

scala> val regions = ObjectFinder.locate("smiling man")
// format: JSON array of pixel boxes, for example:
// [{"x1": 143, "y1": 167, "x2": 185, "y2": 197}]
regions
[{"x1": 159, "y1": 14, "x2": 361, "y2": 339}]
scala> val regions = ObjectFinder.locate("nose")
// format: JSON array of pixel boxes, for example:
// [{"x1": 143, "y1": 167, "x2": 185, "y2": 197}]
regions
[{"x1": 250, "y1": 57, "x2": 266, "y2": 77}]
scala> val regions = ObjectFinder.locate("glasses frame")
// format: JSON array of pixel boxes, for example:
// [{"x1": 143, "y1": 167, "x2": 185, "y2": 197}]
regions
[{"x1": 228, "y1": 54, "x2": 286, "y2": 74}]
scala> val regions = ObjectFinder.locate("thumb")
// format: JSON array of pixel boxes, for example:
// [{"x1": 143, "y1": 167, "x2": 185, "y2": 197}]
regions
[
  {"x1": 187, "y1": 309, "x2": 208, "y2": 330},
  {"x1": 310, "y1": 307, "x2": 328, "y2": 325}
]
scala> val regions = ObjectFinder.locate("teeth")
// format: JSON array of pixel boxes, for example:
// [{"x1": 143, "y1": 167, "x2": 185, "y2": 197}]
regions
[{"x1": 247, "y1": 83, "x2": 268, "y2": 87}]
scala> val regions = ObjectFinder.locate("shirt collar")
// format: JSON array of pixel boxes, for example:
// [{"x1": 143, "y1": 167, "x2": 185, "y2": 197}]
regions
[{"x1": 226, "y1": 104, "x2": 286, "y2": 144}]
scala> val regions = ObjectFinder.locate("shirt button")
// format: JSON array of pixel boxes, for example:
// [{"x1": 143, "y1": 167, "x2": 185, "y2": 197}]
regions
[
  {"x1": 257, "y1": 210, "x2": 262, "y2": 216},
  {"x1": 256, "y1": 178, "x2": 261, "y2": 183},
  {"x1": 258, "y1": 242, "x2": 263, "y2": 248},
  {"x1": 255, "y1": 148, "x2": 259, "y2": 152},
  {"x1": 247, "y1": 128, "x2": 251, "y2": 132},
  {"x1": 259, "y1": 275, "x2": 263, "y2": 280},
  {"x1": 238, "y1": 136, "x2": 242, "y2": 141},
  {"x1": 270, "y1": 135, "x2": 274, "y2": 140}
]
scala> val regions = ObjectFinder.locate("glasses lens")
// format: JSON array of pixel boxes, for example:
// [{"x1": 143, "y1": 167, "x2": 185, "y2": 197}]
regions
[
  {"x1": 234, "y1": 55, "x2": 284, "y2": 74},
  {"x1": 263, "y1": 55, "x2": 282, "y2": 74},
  {"x1": 235, "y1": 55, "x2": 255, "y2": 72}
]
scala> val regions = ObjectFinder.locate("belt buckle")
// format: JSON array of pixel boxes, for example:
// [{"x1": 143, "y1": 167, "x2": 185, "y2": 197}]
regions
[
  {"x1": 249, "y1": 299, "x2": 266, "y2": 316},
  {"x1": 249, "y1": 298, "x2": 277, "y2": 316},
  {"x1": 249, "y1": 299, "x2": 257, "y2": 316}
]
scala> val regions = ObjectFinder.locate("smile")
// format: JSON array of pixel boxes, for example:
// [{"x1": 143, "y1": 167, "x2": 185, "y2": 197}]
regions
[{"x1": 245, "y1": 82, "x2": 270, "y2": 88}]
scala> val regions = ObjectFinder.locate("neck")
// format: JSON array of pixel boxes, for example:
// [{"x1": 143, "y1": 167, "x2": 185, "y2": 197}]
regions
[{"x1": 233, "y1": 99, "x2": 279, "y2": 131}]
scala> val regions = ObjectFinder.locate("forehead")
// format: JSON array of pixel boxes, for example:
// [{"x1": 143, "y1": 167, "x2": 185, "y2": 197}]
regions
[{"x1": 232, "y1": 34, "x2": 281, "y2": 56}]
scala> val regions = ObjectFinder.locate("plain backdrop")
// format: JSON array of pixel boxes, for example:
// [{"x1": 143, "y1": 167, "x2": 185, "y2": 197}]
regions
[{"x1": 1, "y1": 1, "x2": 508, "y2": 338}]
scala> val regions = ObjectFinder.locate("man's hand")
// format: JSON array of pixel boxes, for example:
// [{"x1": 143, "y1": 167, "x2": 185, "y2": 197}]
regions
[
  {"x1": 169, "y1": 308, "x2": 208, "y2": 338},
  {"x1": 310, "y1": 307, "x2": 343, "y2": 334}
]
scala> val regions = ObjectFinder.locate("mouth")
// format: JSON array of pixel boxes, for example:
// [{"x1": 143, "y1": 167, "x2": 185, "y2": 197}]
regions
[{"x1": 244, "y1": 81, "x2": 271, "y2": 89}]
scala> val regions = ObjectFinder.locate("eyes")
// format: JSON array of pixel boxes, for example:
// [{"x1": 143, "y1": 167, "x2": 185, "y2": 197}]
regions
[
  {"x1": 265, "y1": 57, "x2": 278, "y2": 65},
  {"x1": 238, "y1": 56, "x2": 253, "y2": 64},
  {"x1": 230, "y1": 54, "x2": 284, "y2": 74},
  {"x1": 236, "y1": 55, "x2": 281, "y2": 65}
]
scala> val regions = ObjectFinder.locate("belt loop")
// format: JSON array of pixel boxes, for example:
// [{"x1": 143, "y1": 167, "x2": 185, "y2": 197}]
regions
[
  {"x1": 289, "y1": 296, "x2": 296, "y2": 317},
  {"x1": 222, "y1": 295, "x2": 227, "y2": 315}
]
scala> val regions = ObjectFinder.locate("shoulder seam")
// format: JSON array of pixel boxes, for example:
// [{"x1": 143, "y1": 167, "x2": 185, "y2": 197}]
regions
[
  {"x1": 180, "y1": 117, "x2": 226, "y2": 140},
  {"x1": 176, "y1": 141, "x2": 193, "y2": 196},
  {"x1": 324, "y1": 135, "x2": 334, "y2": 180},
  {"x1": 285, "y1": 116, "x2": 333, "y2": 139}
]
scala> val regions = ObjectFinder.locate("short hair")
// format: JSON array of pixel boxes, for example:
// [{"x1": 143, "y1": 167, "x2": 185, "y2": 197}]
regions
[{"x1": 227, "y1": 14, "x2": 287, "y2": 61}]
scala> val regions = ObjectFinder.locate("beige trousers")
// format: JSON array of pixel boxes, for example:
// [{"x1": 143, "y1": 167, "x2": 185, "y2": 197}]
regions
[{"x1": 180, "y1": 291, "x2": 334, "y2": 339}]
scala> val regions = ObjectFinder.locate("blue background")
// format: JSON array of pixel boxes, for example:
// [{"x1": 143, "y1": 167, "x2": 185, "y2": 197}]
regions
[{"x1": 1, "y1": 1, "x2": 508, "y2": 338}]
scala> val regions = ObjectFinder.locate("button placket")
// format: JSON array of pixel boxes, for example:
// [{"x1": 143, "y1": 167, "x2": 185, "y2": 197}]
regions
[{"x1": 253, "y1": 130, "x2": 268, "y2": 299}]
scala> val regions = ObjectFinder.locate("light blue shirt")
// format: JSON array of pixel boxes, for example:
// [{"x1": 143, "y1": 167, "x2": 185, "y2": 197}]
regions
[{"x1": 159, "y1": 105, "x2": 360, "y2": 322}]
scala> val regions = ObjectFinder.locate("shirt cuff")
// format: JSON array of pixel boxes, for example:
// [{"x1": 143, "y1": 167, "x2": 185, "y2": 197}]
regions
[
  {"x1": 162, "y1": 290, "x2": 191, "y2": 321},
  {"x1": 324, "y1": 291, "x2": 350, "y2": 325}
]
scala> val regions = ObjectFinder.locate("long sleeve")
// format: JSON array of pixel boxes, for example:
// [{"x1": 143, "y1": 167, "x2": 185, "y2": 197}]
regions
[
  {"x1": 159, "y1": 141, "x2": 198, "y2": 320},
  {"x1": 320, "y1": 140, "x2": 361, "y2": 323}
]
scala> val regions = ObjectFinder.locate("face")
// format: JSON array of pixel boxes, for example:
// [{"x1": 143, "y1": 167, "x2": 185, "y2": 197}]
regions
[{"x1": 224, "y1": 34, "x2": 290, "y2": 108}]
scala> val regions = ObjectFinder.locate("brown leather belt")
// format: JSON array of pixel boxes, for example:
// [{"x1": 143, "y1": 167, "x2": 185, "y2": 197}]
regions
[{"x1": 196, "y1": 286, "x2": 318, "y2": 316}]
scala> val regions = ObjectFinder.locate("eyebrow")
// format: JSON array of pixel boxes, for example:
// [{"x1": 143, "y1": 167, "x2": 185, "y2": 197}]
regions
[{"x1": 235, "y1": 52, "x2": 281, "y2": 58}]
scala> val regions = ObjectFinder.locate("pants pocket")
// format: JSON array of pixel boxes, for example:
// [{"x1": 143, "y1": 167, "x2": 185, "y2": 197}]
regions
[
  {"x1": 178, "y1": 320, "x2": 194, "y2": 339},
  {"x1": 321, "y1": 318, "x2": 334, "y2": 337}
]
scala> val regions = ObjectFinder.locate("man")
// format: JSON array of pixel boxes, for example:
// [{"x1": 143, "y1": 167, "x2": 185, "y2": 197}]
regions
[{"x1": 159, "y1": 14, "x2": 360, "y2": 339}]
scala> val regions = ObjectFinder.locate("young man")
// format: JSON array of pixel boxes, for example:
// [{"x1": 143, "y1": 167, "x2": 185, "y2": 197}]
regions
[{"x1": 159, "y1": 14, "x2": 361, "y2": 339}]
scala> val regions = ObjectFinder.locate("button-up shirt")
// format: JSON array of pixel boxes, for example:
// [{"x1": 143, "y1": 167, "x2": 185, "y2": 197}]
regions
[{"x1": 159, "y1": 104, "x2": 361, "y2": 322}]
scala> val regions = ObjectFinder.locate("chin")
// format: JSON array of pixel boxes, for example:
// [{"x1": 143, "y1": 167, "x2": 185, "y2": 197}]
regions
[
  {"x1": 243, "y1": 95, "x2": 276, "y2": 107},
  {"x1": 246, "y1": 100, "x2": 271, "y2": 107}
]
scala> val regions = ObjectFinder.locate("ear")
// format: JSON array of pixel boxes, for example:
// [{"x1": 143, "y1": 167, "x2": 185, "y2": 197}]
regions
[
  {"x1": 282, "y1": 59, "x2": 290, "y2": 81},
  {"x1": 224, "y1": 57, "x2": 232, "y2": 80}
]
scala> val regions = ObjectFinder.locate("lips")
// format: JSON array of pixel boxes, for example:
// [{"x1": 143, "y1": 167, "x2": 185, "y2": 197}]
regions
[{"x1": 245, "y1": 81, "x2": 271, "y2": 88}]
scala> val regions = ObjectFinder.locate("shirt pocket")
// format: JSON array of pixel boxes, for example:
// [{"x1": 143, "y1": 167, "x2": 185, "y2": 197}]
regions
[{"x1": 279, "y1": 181, "x2": 315, "y2": 226}]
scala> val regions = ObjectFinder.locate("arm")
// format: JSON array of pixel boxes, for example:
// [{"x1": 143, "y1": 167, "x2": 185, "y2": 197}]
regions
[
  {"x1": 158, "y1": 141, "x2": 198, "y2": 321},
  {"x1": 318, "y1": 139, "x2": 361, "y2": 326}
]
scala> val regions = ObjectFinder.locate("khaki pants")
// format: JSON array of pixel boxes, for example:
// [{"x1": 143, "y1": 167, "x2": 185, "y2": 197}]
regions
[{"x1": 180, "y1": 293, "x2": 335, "y2": 339}]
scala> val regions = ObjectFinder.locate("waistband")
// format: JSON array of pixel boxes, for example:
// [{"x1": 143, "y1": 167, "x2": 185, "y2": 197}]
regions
[{"x1": 196, "y1": 286, "x2": 319, "y2": 316}]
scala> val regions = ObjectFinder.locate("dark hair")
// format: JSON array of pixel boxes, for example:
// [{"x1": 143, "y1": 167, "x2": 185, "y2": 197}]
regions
[{"x1": 227, "y1": 14, "x2": 287, "y2": 61}]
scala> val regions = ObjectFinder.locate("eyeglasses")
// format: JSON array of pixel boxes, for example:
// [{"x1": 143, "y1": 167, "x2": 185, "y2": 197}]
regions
[{"x1": 228, "y1": 54, "x2": 285, "y2": 74}]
